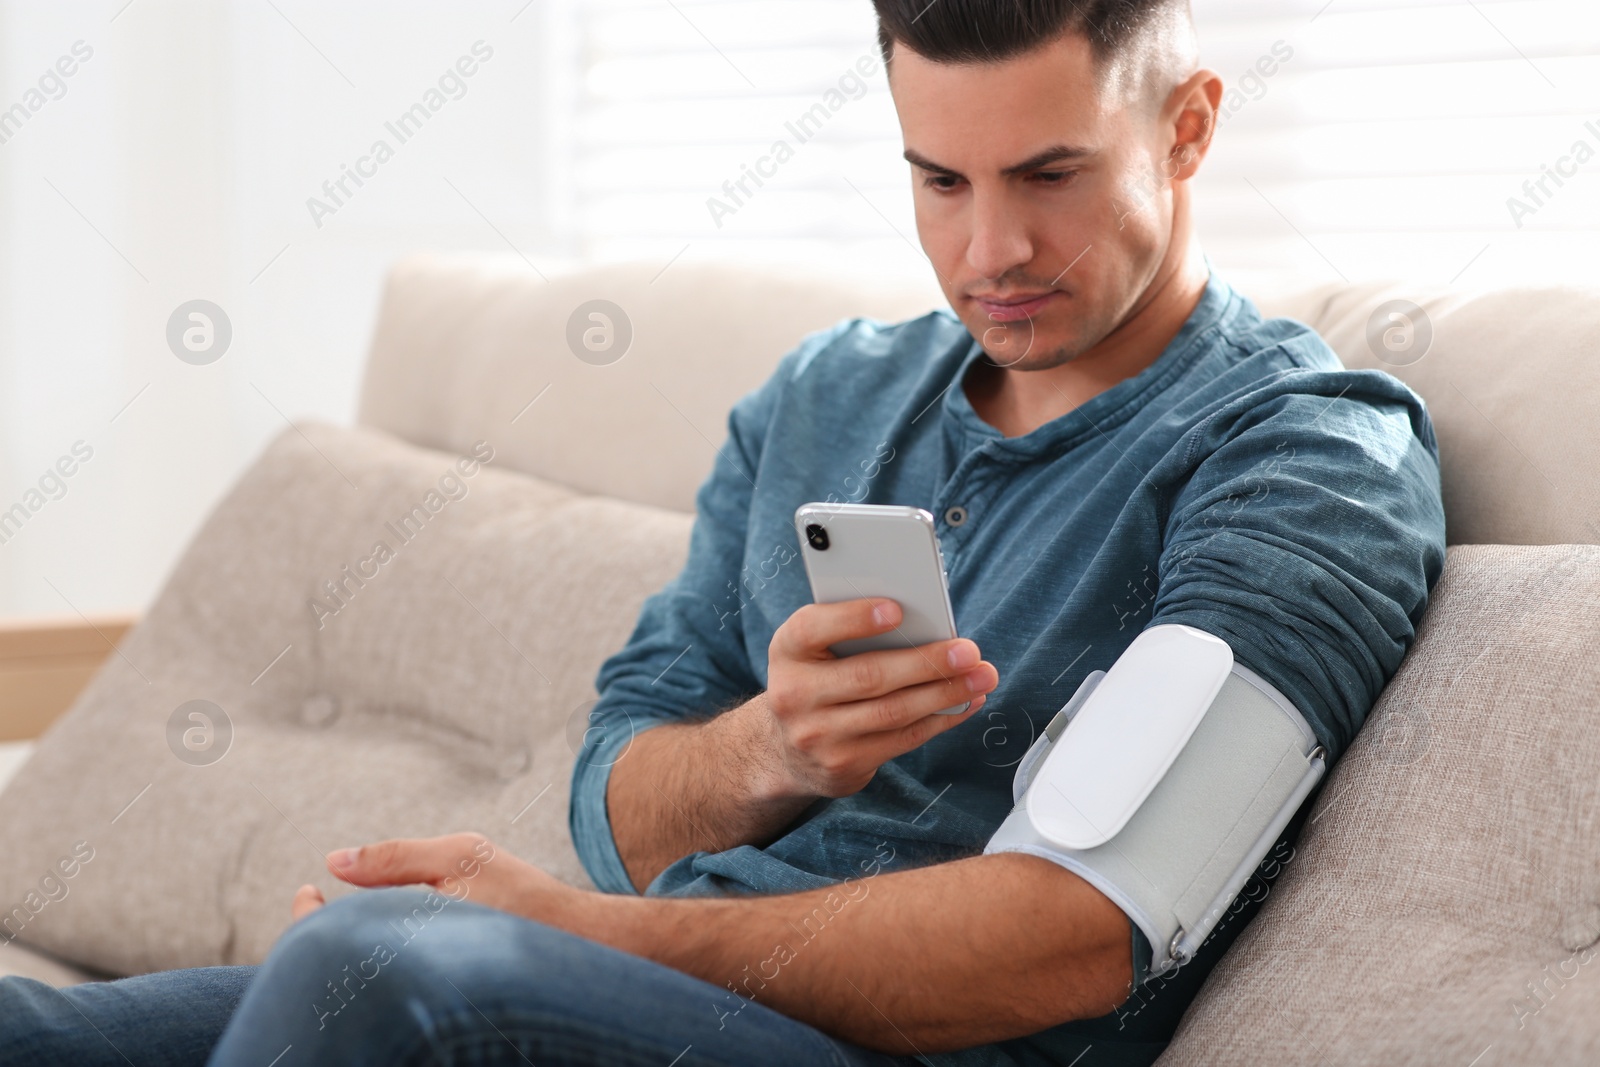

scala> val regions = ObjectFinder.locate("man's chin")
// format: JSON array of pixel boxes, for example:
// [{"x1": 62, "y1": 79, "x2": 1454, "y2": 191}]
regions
[
  {"x1": 970, "y1": 316, "x2": 1039, "y2": 369},
  {"x1": 997, "y1": 348, "x2": 1087, "y2": 373},
  {"x1": 972, "y1": 326, "x2": 1084, "y2": 372}
]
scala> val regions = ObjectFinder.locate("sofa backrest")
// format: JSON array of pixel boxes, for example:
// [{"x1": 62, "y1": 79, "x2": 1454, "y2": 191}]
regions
[
  {"x1": 359, "y1": 257, "x2": 1599, "y2": 545},
  {"x1": 1256, "y1": 282, "x2": 1599, "y2": 546},
  {"x1": 357, "y1": 255, "x2": 945, "y2": 515}
]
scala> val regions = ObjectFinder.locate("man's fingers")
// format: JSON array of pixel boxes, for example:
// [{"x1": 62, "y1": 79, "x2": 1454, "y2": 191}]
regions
[
  {"x1": 326, "y1": 832, "x2": 490, "y2": 888},
  {"x1": 291, "y1": 883, "x2": 325, "y2": 922},
  {"x1": 831, "y1": 661, "x2": 998, "y2": 735},
  {"x1": 810, "y1": 638, "x2": 985, "y2": 704},
  {"x1": 860, "y1": 693, "x2": 985, "y2": 764},
  {"x1": 773, "y1": 599, "x2": 901, "y2": 660}
]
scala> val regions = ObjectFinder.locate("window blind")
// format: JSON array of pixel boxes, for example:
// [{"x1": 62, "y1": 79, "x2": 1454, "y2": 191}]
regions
[
  {"x1": 564, "y1": 0, "x2": 1600, "y2": 290},
  {"x1": 1192, "y1": 0, "x2": 1600, "y2": 292}
]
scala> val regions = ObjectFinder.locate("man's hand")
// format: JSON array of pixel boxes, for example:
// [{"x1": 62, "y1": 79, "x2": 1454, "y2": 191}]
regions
[
  {"x1": 752, "y1": 596, "x2": 998, "y2": 798},
  {"x1": 288, "y1": 833, "x2": 580, "y2": 924},
  {"x1": 607, "y1": 597, "x2": 1000, "y2": 891}
]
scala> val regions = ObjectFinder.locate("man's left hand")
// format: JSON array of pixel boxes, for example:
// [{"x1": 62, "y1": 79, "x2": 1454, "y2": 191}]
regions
[{"x1": 290, "y1": 832, "x2": 579, "y2": 923}]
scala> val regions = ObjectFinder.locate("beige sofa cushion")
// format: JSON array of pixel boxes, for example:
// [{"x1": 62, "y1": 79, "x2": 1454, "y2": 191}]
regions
[
  {"x1": 0, "y1": 423, "x2": 691, "y2": 977},
  {"x1": 0, "y1": 942, "x2": 99, "y2": 987},
  {"x1": 357, "y1": 255, "x2": 945, "y2": 514},
  {"x1": 1156, "y1": 543, "x2": 1600, "y2": 1066},
  {"x1": 1257, "y1": 283, "x2": 1600, "y2": 547},
  {"x1": 357, "y1": 259, "x2": 1599, "y2": 546}
]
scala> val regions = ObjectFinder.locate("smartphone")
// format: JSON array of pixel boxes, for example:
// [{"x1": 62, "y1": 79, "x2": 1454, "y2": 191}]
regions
[{"x1": 793, "y1": 502, "x2": 969, "y2": 715}]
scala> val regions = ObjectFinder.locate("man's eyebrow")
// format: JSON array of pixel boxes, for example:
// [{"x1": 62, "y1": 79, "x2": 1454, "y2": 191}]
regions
[{"x1": 903, "y1": 144, "x2": 1095, "y2": 179}]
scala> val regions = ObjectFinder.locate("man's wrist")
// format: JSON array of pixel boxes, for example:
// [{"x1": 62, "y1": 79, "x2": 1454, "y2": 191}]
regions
[
  {"x1": 553, "y1": 887, "x2": 690, "y2": 971},
  {"x1": 525, "y1": 878, "x2": 621, "y2": 935},
  {"x1": 712, "y1": 695, "x2": 809, "y2": 808}
]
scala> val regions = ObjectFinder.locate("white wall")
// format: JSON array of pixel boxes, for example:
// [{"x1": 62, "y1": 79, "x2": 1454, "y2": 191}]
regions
[
  {"x1": 1, "y1": 0, "x2": 1596, "y2": 618},
  {"x1": 0, "y1": 0, "x2": 572, "y2": 617}
]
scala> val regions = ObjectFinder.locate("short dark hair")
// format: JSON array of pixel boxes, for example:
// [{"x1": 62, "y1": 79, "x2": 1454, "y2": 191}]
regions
[{"x1": 871, "y1": 0, "x2": 1188, "y2": 69}]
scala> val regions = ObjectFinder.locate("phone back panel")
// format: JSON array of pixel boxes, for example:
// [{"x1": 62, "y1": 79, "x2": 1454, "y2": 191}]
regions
[{"x1": 794, "y1": 504, "x2": 958, "y2": 658}]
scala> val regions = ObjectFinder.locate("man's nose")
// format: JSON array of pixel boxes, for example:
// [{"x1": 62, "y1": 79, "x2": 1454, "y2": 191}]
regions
[{"x1": 965, "y1": 190, "x2": 1035, "y2": 283}]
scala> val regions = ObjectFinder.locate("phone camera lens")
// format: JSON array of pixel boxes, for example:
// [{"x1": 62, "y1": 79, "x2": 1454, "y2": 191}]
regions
[{"x1": 805, "y1": 523, "x2": 830, "y2": 551}]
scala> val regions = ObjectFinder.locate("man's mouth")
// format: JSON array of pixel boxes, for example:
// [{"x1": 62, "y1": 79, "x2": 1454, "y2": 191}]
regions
[{"x1": 972, "y1": 291, "x2": 1057, "y2": 323}]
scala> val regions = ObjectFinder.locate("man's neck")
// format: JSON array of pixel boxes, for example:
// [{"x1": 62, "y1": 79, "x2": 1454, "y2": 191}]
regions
[{"x1": 964, "y1": 243, "x2": 1211, "y2": 439}]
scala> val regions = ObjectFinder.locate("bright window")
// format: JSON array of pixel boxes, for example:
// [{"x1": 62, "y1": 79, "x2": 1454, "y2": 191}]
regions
[
  {"x1": 1, "y1": 0, "x2": 1594, "y2": 615},
  {"x1": 566, "y1": 0, "x2": 1600, "y2": 290}
]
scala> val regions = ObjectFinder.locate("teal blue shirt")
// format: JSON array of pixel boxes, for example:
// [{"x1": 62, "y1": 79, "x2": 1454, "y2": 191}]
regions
[{"x1": 571, "y1": 273, "x2": 1446, "y2": 1065}]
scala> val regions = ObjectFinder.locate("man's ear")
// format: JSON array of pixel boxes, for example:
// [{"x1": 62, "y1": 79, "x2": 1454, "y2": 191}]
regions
[{"x1": 1166, "y1": 69, "x2": 1223, "y2": 181}]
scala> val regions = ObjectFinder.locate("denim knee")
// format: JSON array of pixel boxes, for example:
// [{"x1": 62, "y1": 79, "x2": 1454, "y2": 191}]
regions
[
  {"x1": 270, "y1": 887, "x2": 452, "y2": 1025},
  {"x1": 277, "y1": 885, "x2": 444, "y2": 964}
]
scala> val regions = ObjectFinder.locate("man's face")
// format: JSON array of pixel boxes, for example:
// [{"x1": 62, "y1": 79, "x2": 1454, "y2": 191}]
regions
[{"x1": 889, "y1": 32, "x2": 1180, "y2": 370}]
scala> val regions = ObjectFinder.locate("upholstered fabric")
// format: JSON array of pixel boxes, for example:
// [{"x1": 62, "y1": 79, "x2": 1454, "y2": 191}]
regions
[
  {"x1": 358, "y1": 259, "x2": 1600, "y2": 547},
  {"x1": 0, "y1": 742, "x2": 30, "y2": 796},
  {"x1": 1257, "y1": 283, "x2": 1600, "y2": 547},
  {"x1": 0, "y1": 942, "x2": 98, "y2": 987},
  {"x1": 0, "y1": 424, "x2": 692, "y2": 976},
  {"x1": 1155, "y1": 543, "x2": 1600, "y2": 1066},
  {"x1": 357, "y1": 255, "x2": 946, "y2": 514}
]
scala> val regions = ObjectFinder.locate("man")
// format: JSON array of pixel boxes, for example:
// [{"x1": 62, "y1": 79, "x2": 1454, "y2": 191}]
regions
[{"x1": 0, "y1": 1, "x2": 1445, "y2": 1064}]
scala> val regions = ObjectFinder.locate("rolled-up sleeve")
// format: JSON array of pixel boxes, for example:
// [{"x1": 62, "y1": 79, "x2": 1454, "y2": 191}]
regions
[
  {"x1": 568, "y1": 325, "x2": 850, "y2": 894},
  {"x1": 1149, "y1": 369, "x2": 1447, "y2": 761}
]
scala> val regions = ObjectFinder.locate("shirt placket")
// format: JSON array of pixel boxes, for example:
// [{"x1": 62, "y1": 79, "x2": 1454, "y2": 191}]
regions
[{"x1": 932, "y1": 437, "x2": 1007, "y2": 582}]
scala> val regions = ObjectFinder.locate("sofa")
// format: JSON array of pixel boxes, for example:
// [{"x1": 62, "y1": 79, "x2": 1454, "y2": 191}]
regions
[{"x1": 0, "y1": 255, "x2": 1595, "y2": 1065}]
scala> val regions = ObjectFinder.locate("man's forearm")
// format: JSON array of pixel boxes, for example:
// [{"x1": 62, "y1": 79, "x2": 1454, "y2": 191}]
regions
[
  {"x1": 606, "y1": 696, "x2": 813, "y2": 892},
  {"x1": 552, "y1": 852, "x2": 1134, "y2": 1054}
]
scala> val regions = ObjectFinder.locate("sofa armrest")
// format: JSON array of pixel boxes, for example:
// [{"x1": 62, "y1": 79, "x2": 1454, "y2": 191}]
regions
[{"x1": 0, "y1": 614, "x2": 137, "y2": 741}]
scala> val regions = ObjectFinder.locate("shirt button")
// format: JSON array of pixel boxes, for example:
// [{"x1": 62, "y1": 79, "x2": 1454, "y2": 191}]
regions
[{"x1": 944, "y1": 505, "x2": 968, "y2": 527}]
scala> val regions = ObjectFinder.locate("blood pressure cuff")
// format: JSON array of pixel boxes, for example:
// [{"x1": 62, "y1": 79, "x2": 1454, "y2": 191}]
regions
[{"x1": 984, "y1": 624, "x2": 1327, "y2": 979}]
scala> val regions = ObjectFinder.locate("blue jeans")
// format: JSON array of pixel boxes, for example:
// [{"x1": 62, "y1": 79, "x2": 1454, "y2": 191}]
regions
[{"x1": 0, "y1": 888, "x2": 914, "y2": 1066}]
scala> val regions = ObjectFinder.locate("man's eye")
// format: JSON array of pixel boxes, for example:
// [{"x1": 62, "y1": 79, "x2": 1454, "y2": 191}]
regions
[
  {"x1": 921, "y1": 173, "x2": 962, "y2": 192},
  {"x1": 1033, "y1": 170, "x2": 1078, "y2": 186}
]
